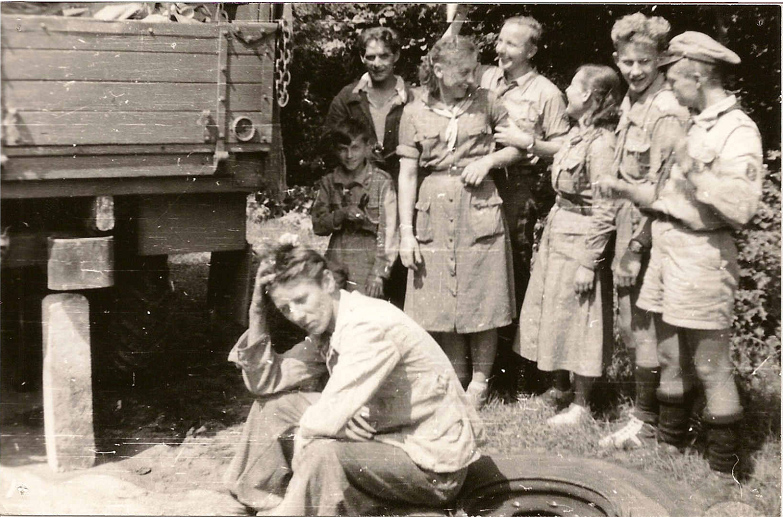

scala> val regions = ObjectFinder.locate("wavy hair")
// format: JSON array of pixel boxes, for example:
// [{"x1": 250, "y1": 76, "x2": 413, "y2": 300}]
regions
[
  {"x1": 611, "y1": 12, "x2": 671, "y2": 53},
  {"x1": 261, "y1": 242, "x2": 349, "y2": 291},
  {"x1": 359, "y1": 26, "x2": 401, "y2": 55},
  {"x1": 576, "y1": 65, "x2": 622, "y2": 129},
  {"x1": 418, "y1": 35, "x2": 477, "y2": 96}
]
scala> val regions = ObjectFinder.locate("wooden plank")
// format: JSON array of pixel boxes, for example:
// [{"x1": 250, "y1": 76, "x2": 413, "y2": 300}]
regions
[
  {"x1": 3, "y1": 141, "x2": 272, "y2": 157},
  {"x1": 42, "y1": 293, "x2": 96, "y2": 472},
  {"x1": 2, "y1": 81, "x2": 271, "y2": 112},
  {"x1": 6, "y1": 112, "x2": 272, "y2": 146},
  {"x1": 2, "y1": 153, "x2": 217, "y2": 180},
  {"x1": 2, "y1": 49, "x2": 269, "y2": 83},
  {"x1": 1, "y1": 22, "x2": 274, "y2": 56},
  {"x1": 3, "y1": 14, "x2": 277, "y2": 41},
  {"x1": 1, "y1": 173, "x2": 271, "y2": 199},
  {"x1": 136, "y1": 193, "x2": 247, "y2": 255},
  {"x1": 47, "y1": 235, "x2": 114, "y2": 290}
]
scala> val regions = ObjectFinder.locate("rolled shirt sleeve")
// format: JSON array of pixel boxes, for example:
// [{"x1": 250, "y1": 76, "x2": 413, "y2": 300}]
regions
[
  {"x1": 228, "y1": 332, "x2": 328, "y2": 396},
  {"x1": 396, "y1": 106, "x2": 420, "y2": 160}
]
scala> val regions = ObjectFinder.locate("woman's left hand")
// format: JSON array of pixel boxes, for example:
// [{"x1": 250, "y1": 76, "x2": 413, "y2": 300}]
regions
[
  {"x1": 574, "y1": 265, "x2": 595, "y2": 294},
  {"x1": 461, "y1": 157, "x2": 493, "y2": 186}
]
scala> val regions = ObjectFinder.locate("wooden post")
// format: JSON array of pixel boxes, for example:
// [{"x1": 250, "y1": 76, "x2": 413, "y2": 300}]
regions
[{"x1": 41, "y1": 293, "x2": 95, "y2": 471}]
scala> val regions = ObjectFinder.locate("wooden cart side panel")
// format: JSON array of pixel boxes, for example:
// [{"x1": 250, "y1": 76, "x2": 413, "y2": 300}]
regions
[
  {"x1": 2, "y1": 20, "x2": 276, "y2": 56},
  {"x1": 2, "y1": 15, "x2": 277, "y2": 44},
  {"x1": 5, "y1": 112, "x2": 273, "y2": 147},
  {"x1": 2, "y1": 82, "x2": 271, "y2": 112},
  {"x1": 2, "y1": 49, "x2": 270, "y2": 83}
]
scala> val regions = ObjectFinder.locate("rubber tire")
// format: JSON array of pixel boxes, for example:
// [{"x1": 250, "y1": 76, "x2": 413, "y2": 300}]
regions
[{"x1": 455, "y1": 454, "x2": 707, "y2": 517}]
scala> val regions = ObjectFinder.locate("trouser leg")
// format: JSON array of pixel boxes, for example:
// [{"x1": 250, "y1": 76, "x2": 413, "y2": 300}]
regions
[
  {"x1": 618, "y1": 272, "x2": 660, "y2": 425},
  {"x1": 277, "y1": 439, "x2": 467, "y2": 516},
  {"x1": 654, "y1": 314, "x2": 696, "y2": 448},
  {"x1": 688, "y1": 327, "x2": 743, "y2": 473},
  {"x1": 438, "y1": 332, "x2": 470, "y2": 387},
  {"x1": 224, "y1": 392, "x2": 319, "y2": 509}
]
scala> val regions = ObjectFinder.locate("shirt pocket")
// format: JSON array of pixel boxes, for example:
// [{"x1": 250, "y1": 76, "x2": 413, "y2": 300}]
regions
[
  {"x1": 554, "y1": 152, "x2": 588, "y2": 195},
  {"x1": 508, "y1": 99, "x2": 540, "y2": 132},
  {"x1": 462, "y1": 114, "x2": 492, "y2": 151},
  {"x1": 468, "y1": 187, "x2": 504, "y2": 242},
  {"x1": 621, "y1": 125, "x2": 651, "y2": 180},
  {"x1": 414, "y1": 197, "x2": 433, "y2": 243},
  {"x1": 416, "y1": 126, "x2": 441, "y2": 163},
  {"x1": 687, "y1": 139, "x2": 717, "y2": 172}
]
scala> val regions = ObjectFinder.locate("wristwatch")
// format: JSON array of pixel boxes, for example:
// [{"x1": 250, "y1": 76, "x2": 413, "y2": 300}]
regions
[{"x1": 628, "y1": 239, "x2": 645, "y2": 254}]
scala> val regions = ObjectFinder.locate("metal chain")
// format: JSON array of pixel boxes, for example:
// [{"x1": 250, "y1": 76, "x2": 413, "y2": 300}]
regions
[{"x1": 274, "y1": 16, "x2": 292, "y2": 107}]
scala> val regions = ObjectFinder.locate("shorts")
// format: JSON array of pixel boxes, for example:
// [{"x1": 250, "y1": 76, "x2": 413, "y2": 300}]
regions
[{"x1": 636, "y1": 220, "x2": 738, "y2": 330}]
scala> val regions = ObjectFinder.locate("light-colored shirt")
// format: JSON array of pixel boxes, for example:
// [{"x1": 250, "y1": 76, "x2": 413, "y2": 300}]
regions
[
  {"x1": 614, "y1": 74, "x2": 689, "y2": 185},
  {"x1": 353, "y1": 73, "x2": 408, "y2": 145},
  {"x1": 550, "y1": 126, "x2": 617, "y2": 270},
  {"x1": 297, "y1": 290, "x2": 485, "y2": 473},
  {"x1": 651, "y1": 95, "x2": 763, "y2": 230},
  {"x1": 480, "y1": 65, "x2": 571, "y2": 166}
]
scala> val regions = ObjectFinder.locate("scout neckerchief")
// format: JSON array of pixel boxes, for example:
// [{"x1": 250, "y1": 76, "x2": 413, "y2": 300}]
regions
[{"x1": 428, "y1": 93, "x2": 475, "y2": 151}]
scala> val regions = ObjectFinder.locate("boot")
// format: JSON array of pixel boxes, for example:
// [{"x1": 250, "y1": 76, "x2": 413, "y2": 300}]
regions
[
  {"x1": 704, "y1": 413, "x2": 742, "y2": 474},
  {"x1": 656, "y1": 391, "x2": 695, "y2": 449}
]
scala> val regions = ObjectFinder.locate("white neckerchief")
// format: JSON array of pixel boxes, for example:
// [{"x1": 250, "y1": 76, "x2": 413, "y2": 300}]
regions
[{"x1": 428, "y1": 93, "x2": 474, "y2": 150}]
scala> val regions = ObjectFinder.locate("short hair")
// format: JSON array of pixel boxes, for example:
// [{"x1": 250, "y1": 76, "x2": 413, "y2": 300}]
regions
[
  {"x1": 418, "y1": 35, "x2": 478, "y2": 95},
  {"x1": 359, "y1": 26, "x2": 401, "y2": 55},
  {"x1": 330, "y1": 118, "x2": 373, "y2": 148},
  {"x1": 576, "y1": 65, "x2": 622, "y2": 129},
  {"x1": 611, "y1": 12, "x2": 671, "y2": 53},
  {"x1": 503, "y1": 16, "x2": 543, "y2": 46},
  {"x1": 262, "y1": 242, "x2": 349, "y2": 290},
  {"x1": 668, "y1": 58, "x2": 724, "y2": 87}
]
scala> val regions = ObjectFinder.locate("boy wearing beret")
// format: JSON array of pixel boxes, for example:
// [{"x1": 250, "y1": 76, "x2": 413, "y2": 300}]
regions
[{"x1": 597, "y1": 32, "x2": 764, "y2": 473}]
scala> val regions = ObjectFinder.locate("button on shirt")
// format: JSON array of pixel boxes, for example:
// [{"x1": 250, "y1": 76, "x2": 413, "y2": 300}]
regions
[
  {"x1": 397, "y1": 88, "x2": 508, "y2": 171},
  {"x1": 652, "y1": 95, "x2": 763, "y2": 230}
]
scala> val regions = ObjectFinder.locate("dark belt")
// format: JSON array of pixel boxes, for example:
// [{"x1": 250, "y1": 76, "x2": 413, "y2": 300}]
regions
[
  {"x1": 555, "y1": 194, "x2": 592, "y2": 216},
  {"x1": 651, "y1": 211, "x2": 728, "y2": 233},
  {"x1": 424, "y1": 165, "x2": 464, "y2": 176}
]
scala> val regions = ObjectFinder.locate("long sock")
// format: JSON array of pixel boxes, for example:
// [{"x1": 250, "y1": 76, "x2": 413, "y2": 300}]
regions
[
  {"x1": 633, "y1": 366, "x2": 660, "y2": 425},
  {"x1": 704, "y1": 413, "x2": 742, "y2": 474},
  {"x1": 656, "y1": 391, "x2": 695, "y2": 448}
]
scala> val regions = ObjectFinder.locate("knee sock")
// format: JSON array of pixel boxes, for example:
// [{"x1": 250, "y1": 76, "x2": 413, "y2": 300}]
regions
[
  {"x1": 704, "y1": 413, "x2": 743, "y2": 474},
  {"x1": 656, "y1": 391, "x2": 695, "y2": 448},
  {"x1": 633, "y1": 366, "x2": 660, "y2": 426}
]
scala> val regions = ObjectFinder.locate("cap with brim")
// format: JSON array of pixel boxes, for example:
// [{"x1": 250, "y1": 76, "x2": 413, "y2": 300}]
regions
[{"x1": 659, "y1": 31, "x2": 741, "y2": 67}]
